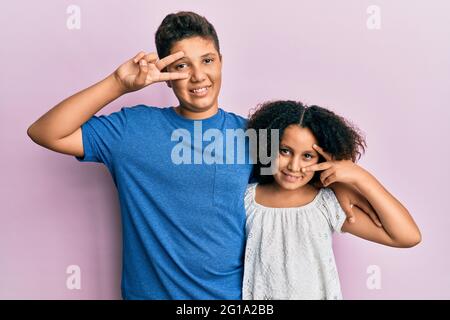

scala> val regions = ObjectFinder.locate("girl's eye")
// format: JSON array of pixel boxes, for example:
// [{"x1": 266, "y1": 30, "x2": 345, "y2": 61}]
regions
[
  {"x1": 304, "y1": 153, "x2": 313, "y2": 160},
  {"x1": 280, "y1": 148, "x2": 291, "y2": 155}
]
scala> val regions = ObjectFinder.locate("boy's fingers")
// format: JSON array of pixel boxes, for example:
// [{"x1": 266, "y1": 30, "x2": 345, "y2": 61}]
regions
[
  {"x1": 133, "y1": 51, "x2": 146, "y2": 64},
  {"x1": 355, "y1": 198, "x2": 383, "y2": 227},
  {"x1": 144, "y1": 53, "x2": 159, "y2": 63},
  {"x1": 135, "y1": 59, "x2": 148, "y2": 85},
  {"x1": 158, "y1": 72, "x2": 189, "y2": 82},
  {"x1": 343, "y1": 203, "x2": 356, "y2": 224},
  {"x1": 313, "y1": 144, "x2": 333, "y2": 161},
  {"x1": 302, "y1": 162, "x2": 332, "y2": 173},
  {"x1": 156, "y1": 51, "x2": 185, "y2": 70}
]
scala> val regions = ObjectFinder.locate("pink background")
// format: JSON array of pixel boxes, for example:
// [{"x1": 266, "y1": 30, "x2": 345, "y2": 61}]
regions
[{"x1": 1, "y1": 0, "x2": 449, "y2": 299}]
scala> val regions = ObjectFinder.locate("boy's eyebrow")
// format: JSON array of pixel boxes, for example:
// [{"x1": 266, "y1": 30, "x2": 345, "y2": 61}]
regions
[
  {"x1": 201, "y1": 52, "x2": 218, "y2": 57},
  {"x1": 169, "y1": 52, "x2": 217, "y2": 64}
]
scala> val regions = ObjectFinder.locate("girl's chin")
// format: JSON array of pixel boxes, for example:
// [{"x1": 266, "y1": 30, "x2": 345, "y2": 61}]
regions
[{"x1": 274, "y1": 180, "x2": 307, "y2": 190}]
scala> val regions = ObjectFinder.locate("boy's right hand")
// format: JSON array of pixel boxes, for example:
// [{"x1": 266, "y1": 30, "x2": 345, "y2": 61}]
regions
[{"x1": 113, "y1": 51, "x2": 188, "y2": 93}]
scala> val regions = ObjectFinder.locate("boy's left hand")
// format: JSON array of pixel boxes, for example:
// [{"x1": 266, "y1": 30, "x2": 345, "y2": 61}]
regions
[
  {"x1": 329, "y1": 182, "x2": 383, "y2": 227},
  {"x1": 302, "y1": 144, "x2": 367, "y2": 187}
]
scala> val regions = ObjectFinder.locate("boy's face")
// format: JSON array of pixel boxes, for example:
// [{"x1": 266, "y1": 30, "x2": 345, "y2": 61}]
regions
[
  {"x1": 273, "y1": 125, "x2": 320, "y2": 191},
  {"x1": 166, "y1": 36, "x2": 222, "y2": 119}
]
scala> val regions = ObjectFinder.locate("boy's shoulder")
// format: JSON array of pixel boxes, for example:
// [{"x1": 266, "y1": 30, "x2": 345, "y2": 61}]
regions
[
  {"x1": 120, "y1": 104, "x2": 168, "y2": 120},
  {"x1": 123, "y1": 104, "x2": 160, "y2": 113},
  {"x1": 221, "y1": 108, "x2": 248, "y2": 129},
  {"x1": 121, "y1": 105, "x2": 248, "y2": 130}
]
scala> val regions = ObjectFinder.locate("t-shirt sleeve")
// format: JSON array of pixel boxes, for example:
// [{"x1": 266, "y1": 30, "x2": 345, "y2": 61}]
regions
[
  {"x1": 321, "y1": 188, "x2": 347, "y2": 233},
  {"x1": 75, "y1": 107, "x2": 128, "y2": 168}
]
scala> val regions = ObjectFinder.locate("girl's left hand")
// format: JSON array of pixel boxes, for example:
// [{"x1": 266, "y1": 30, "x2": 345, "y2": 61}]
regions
[{"x1": 302, "y1": 144, "x2": 367, "y2": 187}]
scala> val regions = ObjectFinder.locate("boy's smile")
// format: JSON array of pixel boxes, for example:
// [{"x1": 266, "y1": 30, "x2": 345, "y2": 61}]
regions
[{"x1": 166, "y1": 36, "x2": 222, "y2": 120}]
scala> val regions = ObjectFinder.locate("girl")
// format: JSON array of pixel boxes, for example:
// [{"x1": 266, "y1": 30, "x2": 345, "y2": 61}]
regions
[{"x1": 243, "y1": 100, "x2": 421, "y2": 300}]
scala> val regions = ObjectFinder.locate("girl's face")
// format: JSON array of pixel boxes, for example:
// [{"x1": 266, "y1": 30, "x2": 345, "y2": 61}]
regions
[{"x1": 273, "y1": 125, "x2": 320, "y2": 191}]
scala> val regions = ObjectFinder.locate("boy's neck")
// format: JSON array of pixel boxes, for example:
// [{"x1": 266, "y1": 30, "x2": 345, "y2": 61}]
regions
[{"x1": 174, "y1": 105, "x2": 219, "y2": 120}]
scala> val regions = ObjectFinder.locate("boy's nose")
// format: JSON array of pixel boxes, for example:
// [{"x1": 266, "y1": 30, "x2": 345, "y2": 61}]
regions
[{"x1": 190, "y1": 66, "x2": 207, "y2": 82}]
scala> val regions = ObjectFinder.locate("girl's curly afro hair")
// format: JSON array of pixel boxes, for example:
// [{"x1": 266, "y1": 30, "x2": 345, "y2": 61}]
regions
[{"x1": 247, "y1": 100, "x2": 367, "y2": 184}]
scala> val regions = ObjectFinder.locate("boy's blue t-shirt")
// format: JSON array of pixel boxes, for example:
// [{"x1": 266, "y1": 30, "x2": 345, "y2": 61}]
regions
[{"x1": 75, "y1": 105, "x2": 253, "y2": 299}]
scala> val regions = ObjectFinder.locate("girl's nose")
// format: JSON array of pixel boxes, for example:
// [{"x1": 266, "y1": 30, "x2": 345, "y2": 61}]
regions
[{"x1": 287, "y1": 157, "x2": 301, "y2": 172}]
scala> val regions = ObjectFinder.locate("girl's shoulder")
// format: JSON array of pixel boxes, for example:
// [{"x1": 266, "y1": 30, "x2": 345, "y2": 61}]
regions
[
  {"x1": 245, "y1": 182, "x2": 258, "y2": 200},
  {"x1": 319, "y1": 187, "x2": 339, "y2": 204}
]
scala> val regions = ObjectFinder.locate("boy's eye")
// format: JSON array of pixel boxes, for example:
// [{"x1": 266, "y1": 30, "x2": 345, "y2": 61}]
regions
[
  {"x1": 204, "y1": 58, "x2": 213, "y2": 64},
  {"x1": 280, "y1": 148, "x2": 291, "y2": 155},
  {"x1": 175, "y1": 63, "x2": 188, "y2": 70}
]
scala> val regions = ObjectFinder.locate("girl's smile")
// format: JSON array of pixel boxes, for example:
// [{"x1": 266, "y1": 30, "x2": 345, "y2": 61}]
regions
[
  {"x1": 280, "y1": 170, "x2": 305, "y2": 183},
  {"x1": 273, "y1": 125, "x2": 320, "y2": 191}
]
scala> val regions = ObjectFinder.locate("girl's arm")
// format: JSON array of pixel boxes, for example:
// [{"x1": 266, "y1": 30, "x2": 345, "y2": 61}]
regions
[
  {"x1": 340, "y1": 170, "x2": 421, "y2": 247},
  {"x1": 304, "y1": 144, "x2": 421, "y2": 248}
]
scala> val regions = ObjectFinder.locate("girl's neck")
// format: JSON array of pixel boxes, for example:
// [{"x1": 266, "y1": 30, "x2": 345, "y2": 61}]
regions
[
  {"x1": 255, "y1": 182, "x2": 318, "y2": 209},
  {"x1": 269, "y1": 182, "x2": 314, "y2": 195}
]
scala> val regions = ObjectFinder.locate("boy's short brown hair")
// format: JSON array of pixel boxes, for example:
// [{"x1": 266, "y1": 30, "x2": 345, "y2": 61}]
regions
[{"x1": 155, "y1": 11, "x2": 220, "y2": 59}]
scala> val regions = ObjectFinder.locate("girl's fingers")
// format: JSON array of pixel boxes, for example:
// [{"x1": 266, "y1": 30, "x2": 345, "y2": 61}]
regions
[
  {"x1": 133, "y1": 51, "x2": 146, "y2": 64},
  {"x1": 322, "y1": 173, "x2": 336, "y2": 187},
  {"x1": 320, "y1": 169, "x2": 334, "y2": 184},
  {"x1": 302, "y1": 161, "x2": 333, "y2": 173},
  {"x1": 313, "y1": 144, "x2": 333, "y2": 161}
]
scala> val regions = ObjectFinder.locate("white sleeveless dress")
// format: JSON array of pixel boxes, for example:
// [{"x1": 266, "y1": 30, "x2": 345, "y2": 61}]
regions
[{"x1": 243, "y1": 183, "x2": 347, "y2": 300}]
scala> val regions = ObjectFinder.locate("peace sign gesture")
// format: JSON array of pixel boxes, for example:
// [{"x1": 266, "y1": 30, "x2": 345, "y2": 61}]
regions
[
  {"x1": 114, "y1": 51, "x2": 189, "y2": 93},
  {"x1": 303, "y1": 144, "x2": 382, "y2": 227},
  {"x1": 302, "y1": 144, "x2": 364, "y2": 187}
]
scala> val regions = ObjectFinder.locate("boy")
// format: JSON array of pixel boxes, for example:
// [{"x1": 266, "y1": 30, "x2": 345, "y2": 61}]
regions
[{"x1": 27, "y1": 11, "x2": 380, "y2": 299}]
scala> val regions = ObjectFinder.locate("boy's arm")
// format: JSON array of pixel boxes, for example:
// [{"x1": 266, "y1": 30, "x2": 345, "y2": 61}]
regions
[
  {"x1": 27, "y1": 51, "x2": 187, "y2": 157},
  {"x1": 27, "y1": 74, "x2": 124, "y2": 157}
]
